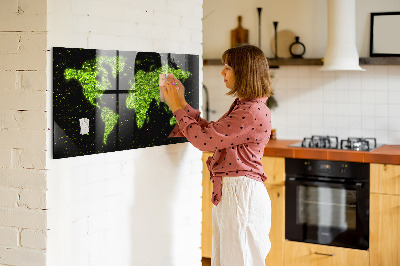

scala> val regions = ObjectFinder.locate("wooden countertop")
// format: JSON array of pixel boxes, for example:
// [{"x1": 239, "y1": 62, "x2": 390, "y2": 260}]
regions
[{"x1": 263, "y1": 139, "x2": 400, "y2": 165}]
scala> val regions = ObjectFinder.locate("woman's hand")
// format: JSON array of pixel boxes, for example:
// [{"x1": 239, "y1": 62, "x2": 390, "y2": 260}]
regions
[
  {"x1": 174, "y1": 78, "x2": 188, "y2": 108},
  {"x1": 161, "y1": 76, "x2": 186, "y2": 113}
]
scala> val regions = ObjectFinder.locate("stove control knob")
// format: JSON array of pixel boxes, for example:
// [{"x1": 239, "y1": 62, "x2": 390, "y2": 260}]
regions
[
  {"x1": 340, "y1": 164, "x2": 347, "y2": 174},
  {"x1": 304, "y1": 161, "x2": 312, "y2": 171}
]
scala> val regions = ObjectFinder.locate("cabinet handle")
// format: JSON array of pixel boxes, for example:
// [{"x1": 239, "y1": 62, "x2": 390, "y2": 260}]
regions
[{"x1": 314, "y1": 252, "x2": 335, "y2": 257}]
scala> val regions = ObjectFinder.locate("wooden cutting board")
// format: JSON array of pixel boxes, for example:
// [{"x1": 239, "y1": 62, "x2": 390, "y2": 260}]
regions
[{"x1": 231, "y1": 16, "x2": 249, "y2": 48}]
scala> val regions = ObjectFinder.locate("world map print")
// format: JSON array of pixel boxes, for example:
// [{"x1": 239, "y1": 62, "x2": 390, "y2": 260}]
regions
[{"x1": 53, "y1": 47, "x2": 199, "y2": 159}]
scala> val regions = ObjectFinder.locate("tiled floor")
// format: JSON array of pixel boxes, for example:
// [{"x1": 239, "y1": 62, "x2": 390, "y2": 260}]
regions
[{"x1": 202, "y1": 257, "x2": 211, "y2": 266}]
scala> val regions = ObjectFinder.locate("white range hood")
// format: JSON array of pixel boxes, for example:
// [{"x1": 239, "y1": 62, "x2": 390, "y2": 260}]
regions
[{"x1": 320, "y1": 0, "x2": 365, "y2": 71}]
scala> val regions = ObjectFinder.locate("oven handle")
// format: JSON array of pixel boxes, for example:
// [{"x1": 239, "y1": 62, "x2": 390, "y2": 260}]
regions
[{"x1": 286, "y1": 177, "x2": 364, "y2": 189}]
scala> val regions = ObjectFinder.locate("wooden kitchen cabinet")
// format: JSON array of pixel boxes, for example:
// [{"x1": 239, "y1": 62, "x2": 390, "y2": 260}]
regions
[
  {"x1": 284, "y1": 241, "x2": 369, "y2": 266},
  {"x1": 370, "y1": 163, "x2": 400, "y2": 266},
  {"x1": 261, "y1": 156, "x2": 285, "y2": 186},
  {"x1": 370, "y1": 163, "x2": 400, "y2": 195},
  {"x1": 262, "y1": 156, "x2": 285, "y2": 266},
  {"x1": 264, "y1": 184, "x2": 285, "y2": 266},
  {"x1": 201, "y1": 154, "x2": 286, "y2": 265},
  {"x1": 202, "y1": 152, "x2": 213, "y2": 258},
  {"x1": 370, "y1": 193, "x2": 400, "y2": 266}
]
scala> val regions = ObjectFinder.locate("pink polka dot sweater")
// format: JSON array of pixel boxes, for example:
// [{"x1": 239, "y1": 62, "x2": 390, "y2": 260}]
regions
[{"x1": 169, "y1": 97, "x2": 272, "y2": 206}]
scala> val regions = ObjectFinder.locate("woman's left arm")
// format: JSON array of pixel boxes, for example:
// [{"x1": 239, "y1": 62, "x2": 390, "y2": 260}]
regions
[
  {"x1": 172, "y1": 106, "x2": 268, "y2": 152},
  {"x1": 162, "y1": 76, "x2": 211, "y2": 137}
]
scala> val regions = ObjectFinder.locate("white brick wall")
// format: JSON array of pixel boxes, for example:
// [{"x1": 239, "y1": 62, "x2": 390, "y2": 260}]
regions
[
  {"x1": 21, "y1": 229, "x2": 47, "y2": 250},
  {"x1": 0, "y1": 169, "x2": 47, "y2": 189},
  {"x1": 46, "y1": 1, "x2": 203, "y2": 266},
  {"x1": 0, "y1": 0, "x2": 48, "y2": 265},
  {"x1": 0, "y1": 187, "x2": 19, "y2": 208},
  {"x1": 0, "y1": 227, "x2": 19, "y2": 247},
  {"x1": 3, "y1": 0, "x2": 203, "y2": 265}
]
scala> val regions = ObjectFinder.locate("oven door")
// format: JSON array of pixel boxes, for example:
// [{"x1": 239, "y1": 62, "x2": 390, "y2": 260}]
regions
[{"x1": 285, "y1": 177, "x2": 369, "y2": 250}]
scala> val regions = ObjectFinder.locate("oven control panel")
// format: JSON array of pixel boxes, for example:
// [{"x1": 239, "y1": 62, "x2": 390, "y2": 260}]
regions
[
  {"x1": 318, "y1": 162, "x2": 332, "y2": 173},
  {"x1": 286, "y1": 158, "x2": 369, "y2": 180}
]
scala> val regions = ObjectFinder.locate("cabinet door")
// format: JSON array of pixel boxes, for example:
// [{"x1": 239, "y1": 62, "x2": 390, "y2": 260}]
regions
[
  {"x1": 284, "y1": 241, "x2": 369, "y2": 266},
  {"x1": 264, "y1": 184, "x2": 284, "y2": 266},
  {"x1": 202, "y1": 152, "x2": 213, "y2": 258},
  {"x1": 262, "y1": 156, "x2": 285, "y2": 185},
  {"x1": 370, "y1": 163, "x2": 400, "y2": 195},
  {"x1": 370, "y1": 193, "x2": 400, "y2": 266}
]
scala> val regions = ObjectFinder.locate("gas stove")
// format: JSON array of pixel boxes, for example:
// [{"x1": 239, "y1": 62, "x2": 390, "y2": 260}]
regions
[{"x1": 289, "y1": 135, "x2": 381, "y2": 151}]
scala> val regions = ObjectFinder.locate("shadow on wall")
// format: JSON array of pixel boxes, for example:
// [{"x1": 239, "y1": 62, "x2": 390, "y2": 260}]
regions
[{"x1": 129, "y1": 144, "x2": 192, "y2": 265}]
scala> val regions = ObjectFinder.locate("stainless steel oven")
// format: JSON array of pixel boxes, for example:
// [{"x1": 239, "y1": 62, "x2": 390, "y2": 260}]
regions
[{"x1": 285, "y1": 158, "x2": 369, "y2": 250}]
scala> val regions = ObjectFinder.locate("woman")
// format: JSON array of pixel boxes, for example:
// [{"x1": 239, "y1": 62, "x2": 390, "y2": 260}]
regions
[{"x1": 161, "y1": 44, "x2": 273, "y2": 266}]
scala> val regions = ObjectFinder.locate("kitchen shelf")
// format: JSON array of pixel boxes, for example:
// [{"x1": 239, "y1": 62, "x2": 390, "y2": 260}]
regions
[
  {"x1": 359, "y1": 57, "x2": 400, "y2": 65},
  {"x1": 203, "y1": 58, "x2": 323, "y2": 68},
  {"x1": 268, "y1": 58, "x2": 323, "y2": 67},
  {"x1": 203, "y1": 57, "x2": 400, "y2": 67}
]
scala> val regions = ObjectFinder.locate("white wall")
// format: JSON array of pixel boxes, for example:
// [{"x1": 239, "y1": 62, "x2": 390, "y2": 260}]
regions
[
  {"x1": 203, "y1": 0, "x2": 400, "y2": 58},
  {"x1": 0, "y1": 0, "x2": 48, "y2": 265},
  {"x1": 203, "y1": 0, "x2": 326, "y2": 59},
  {"x1": 204, "y1": 64, "x2": 400, "y2": 145},
  {"x1": 203, "y1": 0, "x2": 400, "y2": 145},
  {"x1": 46, "y1": 0, "x2": 203, "y2": 266},
  {"x1": 271, "y1": 65, "x2": 400, "y2": 144}
]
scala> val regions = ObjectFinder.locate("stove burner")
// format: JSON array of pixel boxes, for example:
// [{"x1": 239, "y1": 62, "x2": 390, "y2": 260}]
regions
[
  {"x1": 340, "y1": 137, "x2": 377, "y2": 151},
  {"x1": 301, "y1": 135, "x2": 339, "y2": 149},
  {"x1": 295, "y1": 136, "x2": 378, "y2": 151}
]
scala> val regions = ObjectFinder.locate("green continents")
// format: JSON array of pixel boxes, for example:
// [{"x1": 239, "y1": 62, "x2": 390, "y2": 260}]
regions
[
  {"x1": 64, "y1": 56, "x2": 126, "y2": 144},
  {"x1": 64, "y1": 55, "x2": 191, "y2": 145},
  {"x1": 64, "y1": 56, "x2": 126, "y2": 107},
  {"x1": 101, "y1": 107, "x2": 119, "y2": 144},
  {"x1": 125, "y1": 65, "x2": 191, "y2": 128}
]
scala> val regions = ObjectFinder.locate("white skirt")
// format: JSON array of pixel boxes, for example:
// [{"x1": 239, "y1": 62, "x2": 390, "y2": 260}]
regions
[{"x1": 212, "y1": 176, "x2": 271, "y2": 266}]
